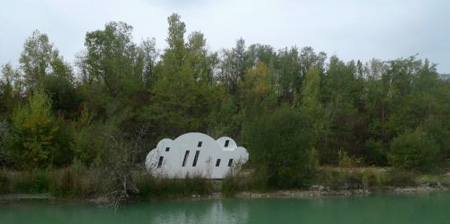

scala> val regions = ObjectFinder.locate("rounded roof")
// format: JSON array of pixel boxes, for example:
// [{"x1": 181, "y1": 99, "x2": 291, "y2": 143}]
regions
[{"x1": 174, "y1": 132, "x2": 217, "y2": 142}]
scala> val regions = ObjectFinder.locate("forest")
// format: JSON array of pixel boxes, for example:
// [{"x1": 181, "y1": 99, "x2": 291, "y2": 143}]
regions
[{"x1": 1, "y1": 14, "x2": 450, "y2": 194}]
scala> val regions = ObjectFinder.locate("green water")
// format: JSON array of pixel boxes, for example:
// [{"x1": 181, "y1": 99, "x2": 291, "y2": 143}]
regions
[{"x1": 1, "y1": 193, "x2": 449, "y2": 224}]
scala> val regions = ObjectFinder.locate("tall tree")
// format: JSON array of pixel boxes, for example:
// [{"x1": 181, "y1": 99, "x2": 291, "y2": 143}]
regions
[
  {"x1": 145, "y1": 14, "x2": 225, "y2": 139},
  {"x1": 277, "y1": 47, "x2": 301, "y2": 103},
  {"x1": 8, "y1": 92, "x2": 72, "y2": 169},
  {"x1": 219, "y1": 38, "x2": 247, "y2": 96},
  {"x1": 80, "y1": 22, "x2": 142, "y2": 97}
]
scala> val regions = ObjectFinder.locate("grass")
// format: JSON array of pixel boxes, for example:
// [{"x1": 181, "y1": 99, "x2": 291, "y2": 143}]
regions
[
  {"x1": 313, "y1": 167, "x2": 419, "y2": 190},
  {"x1": 132, "y1": 172, "x2": 215, "y2": 200},
  {"x1": 0, "y1": 166, "x2": 447, "y2": 201}
]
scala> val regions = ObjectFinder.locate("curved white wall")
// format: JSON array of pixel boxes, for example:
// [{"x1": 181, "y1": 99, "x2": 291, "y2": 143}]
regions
[{"x1": 145, "y1": 132, "x2": 249, "y2": 179}]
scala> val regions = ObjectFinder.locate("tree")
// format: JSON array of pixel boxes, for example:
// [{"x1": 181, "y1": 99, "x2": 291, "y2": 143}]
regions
[
  {"x1": 80, "y1": 22, "x2": 143, "y2": 97},
  {"x1": 238, "y1": 61, "x2": 277, "y2": 120},
  {"x1": 137, "y1": 38, "x2": 159, "y2": 88},
  {"x1": 19, "y1": 31, "x2": 78, "y2": 118},
  {"x1": 142, "y1": 13, "x2": 225, "y2": 139},
  {"x1": 301, "y1": 66, "x2": 328, "y2": 164},
  {"x1": 219, "y1": 38, "x2": 247, "y2": 96},
  {"x1": 0, "y1": 64, "x2": 23, "y2": 118},
  {"x1": 320, "y1": 56, "x2": 361, "y2": 164},
  {"x1": 389, "y1": 127, "x2": 439, "y2": 172},
  {"x1": 20, "y1": 30, "x2": 72, "y2": 91},
  {"x1": 243, "y1": 107, "x2": 314, "y2": 188},
  {"x1": 8, "y1": 92, "x2": 72, "y2": 169},
  {"x1": 277, "y1": 47, "x2": 301, "y2": 103}
]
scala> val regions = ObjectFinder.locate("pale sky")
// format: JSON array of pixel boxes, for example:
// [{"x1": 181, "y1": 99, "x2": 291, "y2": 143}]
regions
[{"x1": 1, "y1": 0, "x2": 449, "y2": 73}]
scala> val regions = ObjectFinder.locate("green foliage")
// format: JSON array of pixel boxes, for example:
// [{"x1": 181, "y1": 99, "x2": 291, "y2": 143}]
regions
[
  {"x1": 0, "y1": 121, "x2": 10, "y2": 167},
  {"x1": 364, "y1": 139, "x2": 386, "y2": 165},
  {"x1": 338, "y1": 150, "x2": 362, "y2": 168},
  {"x1": 144, "y1": 13, "x2": 226, "y2": 137},
  {"x1": 0, "y1": 170, "x2": 8, "y2": 194},
  {"x1": 41, "y1": 75, "x2": 81, "y2": 119},
  {"x1": 243, "y1": 107, "x2": 314, "y2": 189},
  {"x1": 314, "y1": 168, "x2": 390, "y2": 190},
  {"x1": 9, "y1": 171, "x2": 50, "y2": 193},
  {"x1": 19, "y1": 30, "x2": 73, "y2": 93},
  {"x1": 389, "y1": 128, "x2": 439, "y2": 172},
  {"x1": 8, "y1": 92, "x2": 72, "y2": 169},
  {"x1": 221, "y1": 170, "x2": 257, "y2": 196},
  {"x1": 71, "y1": 123, "x2": 105, "y2": 167}
]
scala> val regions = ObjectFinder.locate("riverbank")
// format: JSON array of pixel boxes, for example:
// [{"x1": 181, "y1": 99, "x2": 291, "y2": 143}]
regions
[
  {"x1": 1, "y1": 185, "x2": 448, "y2": 203},
  {"x1": 1, "y1": 167, "x2": 450, "y2": 204}
]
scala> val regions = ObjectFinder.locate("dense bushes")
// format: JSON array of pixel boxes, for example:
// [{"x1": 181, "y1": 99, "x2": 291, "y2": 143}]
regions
[
  {"x1": 243, "y1": 108, "x2": 315, "y2": 189},
  {"x1": 0, "y1": 170, "x2": 8, "y2": 194},
  {"x1": 7, "y1": 92, "x2": 73, "y2": 169},
  {"x1": 389, "y1": 128, "x2": 439, "y2": 172},
  {"x1": 0, "y1": 121, "x2": 9, "y2": 167}
]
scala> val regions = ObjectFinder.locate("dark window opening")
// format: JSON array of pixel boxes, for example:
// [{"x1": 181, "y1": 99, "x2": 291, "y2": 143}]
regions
[
  {"x1": 192, "y1": 150, "x2": 200, "y2": 167},
  {"x1": 215, "y1": 159, "x2": 221, "y2": 167},
  {"x1": 157, "y1": 156, "x2": 164, "y2": 168},
  {"x1": 165, "y1": 147, "x2": 170, "y2": 152},
  {"x1": 182, "y1": 150, "x2": 190, "y2": 167},
  {"x1": 228, "y1": 159, "x2": 233, "y2": 167},
  {"x1": 197, "y1": 141, "x2": 202, "y2": 147},
  {"x1": 225, "y1": 140, "x2": 230, "y2": 147}
]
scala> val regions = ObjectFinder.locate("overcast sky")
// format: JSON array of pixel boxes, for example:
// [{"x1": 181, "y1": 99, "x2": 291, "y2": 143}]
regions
[{"x1": 1, "y1": 0, "x2": 449, "y2": 73}]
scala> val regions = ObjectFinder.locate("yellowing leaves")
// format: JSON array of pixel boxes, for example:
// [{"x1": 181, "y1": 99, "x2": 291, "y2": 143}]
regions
[{"x1": 240, "y1": 62, "x2": 274, "y2": 98}]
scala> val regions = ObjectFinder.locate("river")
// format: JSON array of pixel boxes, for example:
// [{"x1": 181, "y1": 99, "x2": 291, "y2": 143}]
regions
[{"x1": 1, "y1": 192, "x2": 449, "y2": 224}]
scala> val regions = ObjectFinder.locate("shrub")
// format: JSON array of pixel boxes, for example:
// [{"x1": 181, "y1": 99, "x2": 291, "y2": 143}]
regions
[
  {"x1": 8, "y1": 92, "x2": 73, "y2": 170},
  {"x1": 9, "y1": 171, "x2": 50, "y2": 193},
  {"x1": 243, "y1": 107, "x2": 314, "y2": 189},
  {"x1": 221, "y1": 171, "x2": 256, "y2": 196},
  {"x1": 0, "y1": 120, "x2": 11, "y2": 167},
  {"x1": 389, "y1": 128, "x2": 439, "y2": 172},
  {"x1": 314, "y1": 168, "x2": 388, "y2": 190},
  {"x1": 364, "y1": 139, "x2": 387, "y2": 166},
  {"x1": 338, "y1": 150, "x2": 362, "y2": 168},
  {"x1": 0, "y1": 170, "x2": 8, "y2": 194},
  {"x1": 385, "y1": 169, "x2": 417, "y2": 187}
]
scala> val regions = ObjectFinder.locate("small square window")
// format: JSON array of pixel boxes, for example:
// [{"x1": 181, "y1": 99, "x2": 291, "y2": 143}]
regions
[
  {"x1": 197, "y1": 141, "x2": 202, "y2": 147},
  {"x1": 225, "y1": 140, "x2": 230, "y2": 147},
  {"x1": 165, "y1": 147, "x2": 170, "y2": 152}
]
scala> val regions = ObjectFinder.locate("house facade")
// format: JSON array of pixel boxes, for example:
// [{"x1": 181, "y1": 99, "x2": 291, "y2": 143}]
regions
[{"x1": 145, "y1": 132, "x2": 249, "y2": 179}]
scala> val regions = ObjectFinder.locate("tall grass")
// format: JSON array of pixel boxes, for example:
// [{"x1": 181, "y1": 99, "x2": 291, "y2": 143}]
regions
[{"x1": 133, "y1": 172, "x2": 214, "y2": 200}]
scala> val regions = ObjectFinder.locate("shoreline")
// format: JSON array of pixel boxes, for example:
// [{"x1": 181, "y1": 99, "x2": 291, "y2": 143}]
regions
[{"x1": 1, "y1": 185, "x2": 448, "y2": 204}]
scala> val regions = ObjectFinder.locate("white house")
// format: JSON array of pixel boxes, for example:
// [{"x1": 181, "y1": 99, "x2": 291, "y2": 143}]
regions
[{"x1": 145, "y1": 132, "x2": 249, "y2": 179}]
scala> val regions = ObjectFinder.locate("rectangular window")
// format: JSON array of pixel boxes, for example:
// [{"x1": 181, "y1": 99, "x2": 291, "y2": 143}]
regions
[
  {"x1": 215, "y1": 159, "x2": 221, "y2": 167},
  {"x1": 225, "y1": 140, "x2": 230, "y2": 147},
  {"x1": 157, "y1": 156, "x2": 164, "y2": 168},
  {"x1": 228, "y1": 159, "x2": 233, "y2": 167},
  {"x1": 182, "y1": 150, "x2": 190, "y2": 167},
  {"x1": 197, "y1": 141, "x2": 202, "y2": 147},
  {"x1": 192, "y1": 150, "x2": 200, "y2": 167},
  {"x1": 165, "y1": 147, "x2": 170, "y2": 152}
]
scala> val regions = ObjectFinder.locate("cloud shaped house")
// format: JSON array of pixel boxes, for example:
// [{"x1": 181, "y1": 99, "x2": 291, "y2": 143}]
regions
[{"x1": 145, "y1": 132, "x2": 249, "y2": 179}]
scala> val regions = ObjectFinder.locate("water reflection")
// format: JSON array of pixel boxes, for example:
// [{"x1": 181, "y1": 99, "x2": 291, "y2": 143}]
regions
[
  {"x1": 1, "y1": 193, "x2": 450, "y2": 224},
  {"x1": 150, "y1": 200, "x2": 249, "y2": 224}
]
